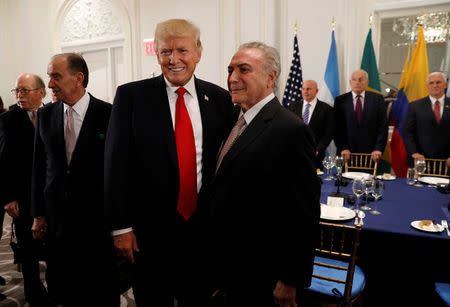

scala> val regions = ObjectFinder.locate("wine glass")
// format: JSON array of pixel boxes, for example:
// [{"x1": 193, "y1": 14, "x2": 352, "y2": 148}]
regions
[
  {"x1": 360, "y1": 176, "x2": 374, "y2": 211},
  {"x1": 352, "y1": 178, "x2": 364, "y2": 218},
  {"x1": 414, "y1": 160, "x2": 426, "y2": 187},
  {"x1": 335, "y1": 156, "x2": 345, "y2": 176},
  {"x1": 322, "y1": 156, "x2": 335, "y2": 181},
  {"x1": 370, "y1": 180, "x2": 383, "y2": 215}
]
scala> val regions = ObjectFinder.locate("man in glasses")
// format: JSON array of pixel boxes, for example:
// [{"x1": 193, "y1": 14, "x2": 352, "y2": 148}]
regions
[{"x1": 0, "y1": 73, "x2": 49, "y2": 305}]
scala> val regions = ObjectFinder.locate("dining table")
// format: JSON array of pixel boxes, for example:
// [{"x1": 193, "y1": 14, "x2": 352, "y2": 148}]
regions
[{"x1": 318, "y1": 173, "x2": 450, "y2": 306}]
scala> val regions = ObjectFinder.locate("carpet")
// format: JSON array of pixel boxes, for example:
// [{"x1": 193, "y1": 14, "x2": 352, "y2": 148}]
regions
[{"x1": 0, "y1": 214, "x2": 136, "y2": 306}]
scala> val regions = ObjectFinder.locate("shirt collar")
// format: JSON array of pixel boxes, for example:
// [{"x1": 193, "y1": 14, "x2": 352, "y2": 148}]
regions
[
  {"x1": 304, "y1": 97, "x2": 317, "y2": 105},
  {"x1": 164, "y1": 75, "x2": 196, "y2": 97},
  {"x1": 352, "y1": 91, "x2": 365, "y2": 99},
  {"x1": 429, "y1": 95, "x2": 445, "y2": 104},
  {"x1": 241, "y1": 93, "x2": 275, "y2": 125},
  {"x1": 63, "y1": 91, "x2": 90, "y2": 117}
]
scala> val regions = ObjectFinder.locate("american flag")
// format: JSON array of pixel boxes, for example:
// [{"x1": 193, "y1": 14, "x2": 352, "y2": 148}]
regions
[{"x1": 282, "y1": 34, "x2": 303, "y2": 107}]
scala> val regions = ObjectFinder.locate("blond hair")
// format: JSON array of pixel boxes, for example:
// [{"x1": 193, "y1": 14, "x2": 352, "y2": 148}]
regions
[{"x1": 154, "y1": 19, "x2": 202, "y2": 52}]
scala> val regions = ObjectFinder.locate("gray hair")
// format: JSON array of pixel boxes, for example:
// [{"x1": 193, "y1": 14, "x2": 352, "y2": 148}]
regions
[
  {"x1": 427, "y1": 72, "x2": 448, "y2": 84},
  {"x1": 238, "y1": 41, "x2": 281, "y2": 92}
]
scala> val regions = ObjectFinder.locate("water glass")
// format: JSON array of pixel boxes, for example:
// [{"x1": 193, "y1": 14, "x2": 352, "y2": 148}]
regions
[{"x1": 406, "y1": 168, "x2": 416, "y2": 185}]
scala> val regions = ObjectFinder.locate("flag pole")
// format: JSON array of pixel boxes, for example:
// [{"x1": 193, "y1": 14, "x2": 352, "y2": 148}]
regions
[
  {"x1": 295, "y1": 21, "x2": 298, "y2": 36},
  {"x1": 369, "y1": 13, "x2": 373, "y2": 28}
]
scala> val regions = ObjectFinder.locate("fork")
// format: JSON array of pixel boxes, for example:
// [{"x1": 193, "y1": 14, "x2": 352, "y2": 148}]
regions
[{"x1": 442, "y1": 220, "x2": 450, "y2": 236}]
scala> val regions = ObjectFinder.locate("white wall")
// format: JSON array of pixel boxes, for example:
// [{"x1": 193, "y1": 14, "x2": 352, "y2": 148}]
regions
[{"x1": 1, "y1": 0, "x2": 449, "y2": 108}]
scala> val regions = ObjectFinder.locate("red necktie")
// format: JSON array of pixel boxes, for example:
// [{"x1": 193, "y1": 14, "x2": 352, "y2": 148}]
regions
[
  {"x1": 434, "y1": 101, "x2": 441, "y2": 124},
  {"x1": 174, "y1": 87, "x2": 197, "y2": 219},
  {"x1": 355, "y1": 95, "x2": 362, "y2": 124}
]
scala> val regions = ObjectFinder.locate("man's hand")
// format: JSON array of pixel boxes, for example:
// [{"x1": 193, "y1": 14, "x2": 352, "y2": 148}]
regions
[
  {"x1": 412, "y1": 153, "x2": 425, "y2": 161},
  {"x1": 4, "y1": 200, "x2": 19, "y2": 219},
  {"x1": 446, "y1": 157, "x2": 450, "y2": 168},
  {"x1": 114, "y1": 231, "x2": 140, "y2": 264},
  {"x1": 32, "y1": 217, "x2": 47, "y2": 241},
  {"x1": 371, "y1": 150, "x2": 382, "y2": 163},
  {"x1": 273, "y1": 280, "x2": 297, "y2": 307},
  {"x1": 341, "y1": 149, "x2": 351, "y2": 162}
]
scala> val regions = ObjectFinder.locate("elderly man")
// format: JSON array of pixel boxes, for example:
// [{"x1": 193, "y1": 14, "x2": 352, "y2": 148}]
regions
[
  {"x1": 289, "y1": 79, "x2": 335, "y2": 169},
  {"x1": 104, "y1": 19, "x2": 233, "y2": 306},
  {"x1": 210, "y1": 42, "x2": 320, "y2": 307},
  {"x1": 334, "y1": 69, "x2": 388, "y2": 162},
  {"x1": 31, "y1": 53, "x2": 118, "y2": 306},
  {"x1": 404, "y1": 72, "x2": 450, "y2": 167},
  {"x1": 0, "y1": 74, "x2": 49, "y2": 305}
]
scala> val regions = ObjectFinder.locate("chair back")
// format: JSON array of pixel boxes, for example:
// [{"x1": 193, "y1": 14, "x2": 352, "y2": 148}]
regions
[
  {"x1": 345, "y1": 153, "x2": 377, "y2": 175},
  {"x1": 423, "y1": 158, "x2": 449, "y2": 178},
  {"x1": 313, "y1": 222, "x2": 362, "y2": 305}
]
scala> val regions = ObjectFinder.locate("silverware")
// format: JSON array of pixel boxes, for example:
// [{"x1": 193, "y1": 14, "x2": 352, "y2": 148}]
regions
[
  {"x1": 358, "y1": 211, "x2": 365, "y2": 226},
  {"x1": 442, "y1": 220, "x2": 450, "y2": 236}
]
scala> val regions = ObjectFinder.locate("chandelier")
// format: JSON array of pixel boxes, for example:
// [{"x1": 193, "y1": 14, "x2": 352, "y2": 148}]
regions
[{"x1": 392, "y1": 11, "x2": 450, "y2": 43}]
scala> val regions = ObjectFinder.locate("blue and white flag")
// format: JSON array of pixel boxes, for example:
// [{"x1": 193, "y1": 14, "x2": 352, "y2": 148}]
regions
[
  {"x1": 318, "y1": 30, "x2": 340, "y2": 106},
  {"x1": 282, "y1": 34, "x2": 303, "y2": 107}
]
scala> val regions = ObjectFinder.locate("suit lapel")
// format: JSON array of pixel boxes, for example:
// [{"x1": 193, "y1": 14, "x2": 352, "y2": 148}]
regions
[
  {"x1": 217, "y1": 99, "x2": 279, "y2": 174},
  {"x1": 54, "y1": 102, "x2": 67, "y2": 166},
  {"x1": 440, "y1": 97, "x2": 450, "y2": 124},
  {"x1": 194, "y1": 77, "x2": 209, "y2": 142},
  {"x1": 309, "y1": 100, "x2": 320, "y2": 125}
]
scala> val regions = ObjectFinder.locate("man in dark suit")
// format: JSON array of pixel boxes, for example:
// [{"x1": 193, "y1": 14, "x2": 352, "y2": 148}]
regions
[
  {"x1": 289, "y1": 79, "x2": 334, "y2": 169},
  {"x1": 404, "y1": 72, "x2": 450, "y2": 167},
  {"x1": 0, "y1": 73, "x2": 49, "y2": 305},
  {"x1": 104, "y1": 19, "x2": 233, "y2": 306},
  {"x1": 210, "y1": 42, "x2": 320, "y2": 307},
  {"x1": 31, "y1": 53, "x2": 118, "y2": 306},
  {"x1": 334, "y1": 69, "x2": 388, "y2": 162}
]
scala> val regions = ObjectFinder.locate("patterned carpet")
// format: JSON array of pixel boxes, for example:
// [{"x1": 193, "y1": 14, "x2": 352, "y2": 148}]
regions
[{"x1": 0, "y1": 214, "x2": 136, "y2": 306}]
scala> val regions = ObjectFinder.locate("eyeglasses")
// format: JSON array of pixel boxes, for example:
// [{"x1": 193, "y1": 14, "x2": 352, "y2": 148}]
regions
[{"x1": 11, "y1": 88, "x2": 42, "y2": 95}]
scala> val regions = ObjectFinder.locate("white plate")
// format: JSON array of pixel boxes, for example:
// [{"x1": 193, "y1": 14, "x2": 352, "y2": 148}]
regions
[
  {"x1": 342, "y1": 172, "x2": 372, "y2": 180},
  {"x1": 410, "y1": 220, "x2": 444, "y2": 233},
  {"x1": 320, "y1": 204, "x2": 356, "y2": 221},
  {"x1": 376, "y1": 174, "x2": 396, "y2": 180},
  {"x1": 418, "y1": 176, "x2": 449, "y2": 185}
]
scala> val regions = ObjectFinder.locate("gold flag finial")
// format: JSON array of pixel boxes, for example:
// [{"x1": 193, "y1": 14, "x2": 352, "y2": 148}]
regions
[
  {"x1": 369, "y1": 13, "x2": 373, "y2": 28},
  {"x1": 332, "y1": 16, "x2": 335, "y2": 31},
  {"x1": 295, "y1": 21, "x2": 298, "y2": 36}
]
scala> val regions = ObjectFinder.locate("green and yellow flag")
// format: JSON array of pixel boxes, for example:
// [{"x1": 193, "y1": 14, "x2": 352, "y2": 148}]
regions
[{"x1": 361, "y1": 28, "x2": 381, "y2": 94}]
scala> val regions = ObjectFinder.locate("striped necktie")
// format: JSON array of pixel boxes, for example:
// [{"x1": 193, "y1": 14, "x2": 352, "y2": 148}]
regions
[
  {"x1": 433, "y1": 100, "x2": 441, "y2": 124},
  {"x1": 303, "y1": 102, "x2": 311, "y2": 124}
]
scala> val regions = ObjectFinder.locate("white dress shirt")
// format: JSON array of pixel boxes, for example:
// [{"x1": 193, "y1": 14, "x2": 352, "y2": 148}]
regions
[
  {"x1": 63, "y1": 91, "x2": 90, "y2": 142},
  {"x1": 429, "y1": 95, "x2": 444, "y2": 118},
  {"x1": 164, "y1": 75, "x2": 203, "y2": 193},
  {"x1": 301, "y1": 97, "x2": 318, "y2": 124}
]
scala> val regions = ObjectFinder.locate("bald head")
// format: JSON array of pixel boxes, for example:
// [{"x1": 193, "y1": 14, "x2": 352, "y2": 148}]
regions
[
  {"x1": 301, "y1": 80, "x2": 318, "y2": 102},
  {"x1": 14, "y1": 73, "x2": 46, "y2": 111}
]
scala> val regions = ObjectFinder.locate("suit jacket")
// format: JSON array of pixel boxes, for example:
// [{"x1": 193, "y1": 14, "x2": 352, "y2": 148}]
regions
[
  {"x1": 404, "y1": 96, "x2": 450, "y2": 163},
  {"x1": 289, "y1": 99, "x2": 334, "y2": 168},
  {"x1": 210, "y1": 98, "x2": 321, "y2": 290},
  {"x1": 334, "y1": 91, "x2": 388, "y2": 154},
  {"x1": 104, "y1": 75, "x2": 233, "y2": 249},
  {"x1": 31, "y1": 94, "x2": 111, "y2": 244},
  {"x1": 0, "y1": 107, "x2": 35, "y2": 214}
]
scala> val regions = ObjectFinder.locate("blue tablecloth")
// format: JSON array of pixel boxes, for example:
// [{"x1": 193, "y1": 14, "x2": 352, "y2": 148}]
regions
[
  {"x1": 320, "y1": 176, "x2": 450, "y2": 239},
  {"x1": 319, "y1": 175, "x2": 450, "y2": 306}
]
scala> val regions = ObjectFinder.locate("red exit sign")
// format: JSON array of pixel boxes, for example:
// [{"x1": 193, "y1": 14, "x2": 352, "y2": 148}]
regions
[{"x1": 144, "y1": 39, "x2": 155, "y2": 55}]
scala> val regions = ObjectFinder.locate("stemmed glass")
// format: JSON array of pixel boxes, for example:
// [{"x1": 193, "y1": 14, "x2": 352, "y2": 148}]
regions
[
  {"x1": 360, "y1": 176, "x2": 374, "y2": 211},
  {"x1": 370, "y1": 180, "x2": 383, "y2": 215},
  {"x1": 322, "y1": 156, "x2": 335, "y2": 181},
  {"x1": 334, "y1": 156, "x2": 345, "y2": 177},
  {"x1": 414, "y1": 160, "x2": 426, "y2": 187},
  {"x1": 352, "y1": 178, "x2": 364, "y2": 217}
]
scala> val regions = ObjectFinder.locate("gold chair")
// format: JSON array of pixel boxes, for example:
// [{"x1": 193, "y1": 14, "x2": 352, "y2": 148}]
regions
[
  {"x1": 345, "y1": 153, "x2": 377, "y2": 176},
  {"x1": 423, "y1": 158, "x2": 449, "y2": 178},
  {"x1": 305, "y1": 222, "x2": 365, "y2": 307}
]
